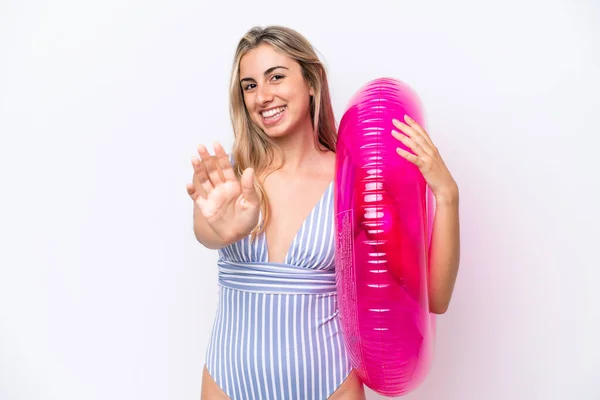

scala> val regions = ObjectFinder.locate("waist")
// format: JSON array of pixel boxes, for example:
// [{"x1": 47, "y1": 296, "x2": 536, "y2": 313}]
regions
[{"x1": 217, "y1": 259, "x2": 337, "y2": 295}]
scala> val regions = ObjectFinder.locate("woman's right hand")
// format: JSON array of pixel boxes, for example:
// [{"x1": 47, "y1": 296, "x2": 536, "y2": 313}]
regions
[{"x1": 186, "y1": 142, "x2": 260, "y2": 244}]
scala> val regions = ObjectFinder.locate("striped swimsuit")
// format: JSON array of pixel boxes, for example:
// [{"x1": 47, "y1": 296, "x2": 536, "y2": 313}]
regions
[{"x1": 204, "y1": 180, "x2": 353, "y2": 399}]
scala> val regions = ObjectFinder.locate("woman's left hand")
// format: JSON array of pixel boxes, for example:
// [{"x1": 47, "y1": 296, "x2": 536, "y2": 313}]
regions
[{"x1": 391, "y1": 115, "x2": 458, "y2": 202}]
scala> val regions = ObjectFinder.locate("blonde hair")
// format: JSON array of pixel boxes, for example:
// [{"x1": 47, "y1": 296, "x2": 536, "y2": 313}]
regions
[{"x1": 228, "y1": 25, "x2": 337, "y2": 239}]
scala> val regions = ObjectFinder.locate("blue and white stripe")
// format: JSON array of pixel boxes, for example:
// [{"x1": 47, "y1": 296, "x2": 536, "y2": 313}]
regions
[
  {"x1": 204, "y1": 181, "x2": 353, "y2": 399},
  {"x1": 217, "y1": 181, "x2": 337, "y2": 270}
]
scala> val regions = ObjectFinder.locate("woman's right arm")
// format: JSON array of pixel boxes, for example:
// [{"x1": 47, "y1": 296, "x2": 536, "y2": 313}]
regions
[{"x1": 187, "y1": 143, "x2": 260, "y2": 250}]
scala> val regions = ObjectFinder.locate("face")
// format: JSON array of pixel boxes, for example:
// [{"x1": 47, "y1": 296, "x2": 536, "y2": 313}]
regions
[{"x1": 239, "y1": 43, "x2": 315, "y2": 139}]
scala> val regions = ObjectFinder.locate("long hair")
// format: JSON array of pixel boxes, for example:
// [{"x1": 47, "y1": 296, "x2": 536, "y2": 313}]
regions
[{"x1": 228, "y1": 25, "x2": 337, "y2": 239}]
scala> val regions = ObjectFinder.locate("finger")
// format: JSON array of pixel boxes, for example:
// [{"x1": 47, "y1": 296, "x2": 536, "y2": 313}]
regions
[
  {"x1": 187, "y1": 180, "x2": 207, "y2": 201},
  {"x1": 213, "y1": 142, "x2": 237, "y2": 182},
  {"x1": 197, "y1": 144, "x2": 224, "y2": 186},
  {"x1": 186, "y1": 183, "x2": 196, "y2": 197},
  {"x1": 391, "y1": 119, "x2": 435, "y2": 157},
  {"x1": 391, "y1": 129, "x2": 426, "y2": 157},
  {"x1": 192, "y1": 155, "x2": 213, "y2": 195},
  {"x1": 396, "y1": 147, "x2": 422, "y2": 167},
  {"x1": 240, "y1": 167, "x2": 259, "y2": 206},
  {"x1": 403, "y1": 115, "x2": 436, "y2": 149}
]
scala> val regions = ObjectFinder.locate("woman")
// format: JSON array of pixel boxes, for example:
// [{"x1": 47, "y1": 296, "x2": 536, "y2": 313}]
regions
[{"x1": 186, "y1": 25, "x2": 460, "y2": 400}]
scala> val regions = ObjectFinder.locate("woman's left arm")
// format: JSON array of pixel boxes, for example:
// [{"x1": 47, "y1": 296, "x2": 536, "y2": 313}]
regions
[{"x1": 392, "y1": 115, "x2": 461, "y2": 314}]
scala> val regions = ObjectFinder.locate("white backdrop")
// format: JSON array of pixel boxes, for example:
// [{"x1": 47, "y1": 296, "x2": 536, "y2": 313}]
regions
[{"x1": 1, "y1": 0, "x2": 599, "y2": 399}]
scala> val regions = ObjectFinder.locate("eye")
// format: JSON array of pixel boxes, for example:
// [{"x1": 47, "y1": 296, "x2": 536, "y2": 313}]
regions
[
  {"x1": 243, "y1": 83, "x2": 256, "y2": 91},
  {"x1": 271, "y1": 74, "x2": 285, "y2": 81}
]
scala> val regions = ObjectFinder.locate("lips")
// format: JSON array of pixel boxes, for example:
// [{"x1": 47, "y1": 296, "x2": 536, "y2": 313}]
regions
[
  {"x1": 260, "y1": 105, "x2": 286, "y2": 126},
  {"x1": 261, "y1": 106, "x2": 286, "y2": 118}
]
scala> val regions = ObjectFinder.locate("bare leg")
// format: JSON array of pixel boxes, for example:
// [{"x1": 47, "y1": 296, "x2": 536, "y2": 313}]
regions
[{"x1": 201, "y1": 365, "x2": 230, "y2": 400}]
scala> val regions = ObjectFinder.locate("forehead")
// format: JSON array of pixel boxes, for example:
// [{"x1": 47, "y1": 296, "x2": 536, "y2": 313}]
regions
[{"x1": 239, "y1": 43, "x2": 297, "y2": 77}]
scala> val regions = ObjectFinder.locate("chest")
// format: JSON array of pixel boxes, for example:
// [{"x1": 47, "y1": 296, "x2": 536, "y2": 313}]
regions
[{"x1": 262, "y1": 176, "x2": 333, "y2": 264}]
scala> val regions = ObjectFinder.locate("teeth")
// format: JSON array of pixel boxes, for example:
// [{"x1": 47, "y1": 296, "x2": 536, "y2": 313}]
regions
[{"x1": 261, "y1": 106, "x2": 285, "y2": 118}]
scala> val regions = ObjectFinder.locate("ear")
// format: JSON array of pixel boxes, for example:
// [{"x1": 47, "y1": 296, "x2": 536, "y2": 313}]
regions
[{"x1": 309, "y1": 85, "x2": 315, "y2": 97}]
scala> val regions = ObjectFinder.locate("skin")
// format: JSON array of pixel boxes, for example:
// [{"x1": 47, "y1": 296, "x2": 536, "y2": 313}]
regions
[
  {"x1": 191, "y1": 42, "x2": 459, "y2": 399},
  {"x1": 391, "y1": 116, "x2": 460, "y2": 314}
]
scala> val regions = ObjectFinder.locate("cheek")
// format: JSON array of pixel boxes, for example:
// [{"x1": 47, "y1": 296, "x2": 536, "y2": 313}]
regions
[
  {"x1": 294, "y1": 91, "x2": 312, "y2": 113},
  {"x1": 282, "y1": 86, "x2": 309, "y2": 108},
  {"x1": 243, "y1": 94, "x2": 260, "y2": 119},
  {"x1": 242, "y1": 93, "x2": 253, "y2": 109}
]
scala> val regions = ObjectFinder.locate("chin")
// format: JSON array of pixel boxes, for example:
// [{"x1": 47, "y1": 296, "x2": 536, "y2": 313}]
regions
[{"x1": 263, "y1": 126, "x2": 291, "y2": 139}]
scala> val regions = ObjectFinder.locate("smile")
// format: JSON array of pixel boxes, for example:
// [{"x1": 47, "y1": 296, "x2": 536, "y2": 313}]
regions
[{"x1": 261, "y1": 106, "x2": 286, "y2": 125}]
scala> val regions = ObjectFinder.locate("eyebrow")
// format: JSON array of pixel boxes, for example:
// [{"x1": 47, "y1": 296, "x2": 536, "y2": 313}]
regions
[{"x1": 240, "y1": 66, "x2": 289, "y2": 84}]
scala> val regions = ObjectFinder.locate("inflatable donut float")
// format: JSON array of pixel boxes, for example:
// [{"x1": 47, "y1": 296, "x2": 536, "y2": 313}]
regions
[{"x1": 334, "y1": 77, "x2": 436, "y2": 397}]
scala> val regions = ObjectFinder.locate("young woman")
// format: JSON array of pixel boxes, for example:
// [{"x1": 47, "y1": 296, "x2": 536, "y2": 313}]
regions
[{"x1": 186, "y1": 25, "x2": 460, "y2": 400}]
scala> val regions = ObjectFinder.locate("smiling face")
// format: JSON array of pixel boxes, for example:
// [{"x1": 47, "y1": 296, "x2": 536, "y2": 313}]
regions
[{"x1": 239, "y1": 43, "x2": 315, "y2": 140}]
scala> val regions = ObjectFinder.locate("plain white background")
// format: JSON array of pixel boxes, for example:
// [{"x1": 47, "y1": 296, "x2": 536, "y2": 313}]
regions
[{"x1": 1, "y1": 0, "x2": 599, "y2": 399}]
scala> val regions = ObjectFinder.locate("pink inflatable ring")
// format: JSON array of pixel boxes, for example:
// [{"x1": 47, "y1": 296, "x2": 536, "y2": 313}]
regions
[{"x1": 334, "y1": 77, "x2": 436, "y2": 397}]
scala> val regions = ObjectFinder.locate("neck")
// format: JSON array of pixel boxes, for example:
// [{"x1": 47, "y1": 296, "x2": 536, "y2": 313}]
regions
[{"x1": 271, "y1": 116, "x2": 324, "y2": 174}]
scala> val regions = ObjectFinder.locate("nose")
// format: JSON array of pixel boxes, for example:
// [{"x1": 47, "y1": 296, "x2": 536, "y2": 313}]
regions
[{"x1": 255, "y1": 83, "x2": 274, "y2": 106}]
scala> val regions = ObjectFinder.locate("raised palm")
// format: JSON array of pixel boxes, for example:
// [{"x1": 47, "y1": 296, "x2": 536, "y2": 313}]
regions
[{"x1": 187, "y1": 142, "x2": 260, "y2": 243}]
